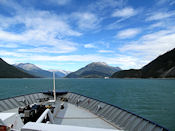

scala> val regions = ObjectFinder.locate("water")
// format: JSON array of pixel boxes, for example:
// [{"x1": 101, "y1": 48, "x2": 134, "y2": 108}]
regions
[{"x1": 0, "y1": 78, "x2": 175, "y2": 130}]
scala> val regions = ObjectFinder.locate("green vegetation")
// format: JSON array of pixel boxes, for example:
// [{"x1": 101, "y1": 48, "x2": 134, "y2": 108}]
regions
[
  {"x1": 112, "y1": 48, "x2": 175, "y2": 78},
  {"x1": 66, "y1": 62, "x2": 121, "y2": 78},
  {"x1": 0, "y1": 58, "x2": 35, "y2": 78}
]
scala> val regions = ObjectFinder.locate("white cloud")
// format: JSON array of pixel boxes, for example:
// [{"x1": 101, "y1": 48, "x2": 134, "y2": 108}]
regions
[
  {"x1": 119, "y1": 27, "x2": 175, "y2": 62},
  {"x1": 156, "y1": 0, "x2": 167, "y2": 5},
  {"x1": 95, "y1": 41, "x2": 110, "y2": 48},
  {"x1": 0, "y1": 50, "x2": 23, "y2": 57},
  {"x1": 0, "y1": 30, "x2": 23, "y2": 41},
  {"x1": 117, "y1": 28, "x2": 175, "y2": 68},
  {"x1": 0, "y1": 43, "x2": 18, "y2": 48},
  {"x1": 57, "y1": 0, "x2": 71, "y2": 5},
  {"x1": 34, "y1": 54, "x2": 139, "y2": 69},
  {"x1": 72, "y1": 12, "x2": 100, "y2": 30},
  {"x1": 0, "y1": 46, "x2": 142, "y2": 69},
  {"x1": 88, "y1": 0, "x2": 125, "y2": 11},
  {"x1": 19, "y1": 10, "x2": 82, "y2": 37},
  {"x1": 156, "y1": 0, "x2": 175, "y2": 5},
  {"x1": 0, "y1": 52, "x2": 139, "y2": 69},
  {"x1": 148, "y1": 22, "x2": 164, "y2": 29},
  {"x1": 18, "y1": 41, "x2": 77, "y2": 53},
  {"x1": 116, "y1": 28, "x2": 141, "y2": 39},
  {"x1": 98, "y1": 50, "x2": 114, "y2": 53},
  {"x1": 1, "y1": 0, "x2": 174, "y2": 71},
  {"x1": 105, "y1": 21, "x2": 123, "y2": 30},
  {"x1": 112, "y1": 7, "x2": 137, "y2": 18},
  {"x1": 0, "y1": 3, "x2": 82, "y2": 54},
  {"x1": 84, "y1": 44, "x2": 96, "y2": 48},
  {"x1": 1, "y1": 57, "x2": 20, "y2": 64},
  {"x1": 0, "y1": 29, "x2": 79, "y2": 53},
  {"x1": 146, "y1": 11, "x2": 175, "y2": 21}
]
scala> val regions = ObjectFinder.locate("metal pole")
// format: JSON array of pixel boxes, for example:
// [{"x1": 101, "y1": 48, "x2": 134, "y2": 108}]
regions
[{"x1": 53, "y1": 72, "x2": 56, "y2": 101}]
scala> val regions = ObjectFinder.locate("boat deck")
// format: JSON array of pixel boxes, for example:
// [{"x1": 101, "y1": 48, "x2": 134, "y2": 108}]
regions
[
  {"x1": 0, "y1": 92, "x2": 168, "y2": 131},
  {"x1": 2, "y1": 101, "x2": 119, "y2": 130},
  {"x1": 54, "y1": 102, "x2": 117, "y2": 130},
  {"x1": 2, "y1": 108, "x2": 18, "y2": 113}
]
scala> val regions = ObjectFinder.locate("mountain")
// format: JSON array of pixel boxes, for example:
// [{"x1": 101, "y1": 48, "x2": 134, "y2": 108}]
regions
[
  {"x1": 48, "y1": 69, "x2": 71, "y2": 77},
  {"x1": 14, "y1": 63, "x2": 70, "y2": 78},
  {"x1": 111, "y1": 69, "x2": 142, "y2": 78},
  {"x1": 0, "y1": 58, "x2": 35, "y2": 78},
  {"x1": 57, "y1": 70, "x2": 71, "y2": 75},
  {"x1": 14, "y1": 63, "x2": 53, "y2": 78},
  {"x1": 112, "y1": 48, "x2": 175, "y2": 78},
  {"x1": 66, "y1": 62, "x2": 121, "y2": 78}
]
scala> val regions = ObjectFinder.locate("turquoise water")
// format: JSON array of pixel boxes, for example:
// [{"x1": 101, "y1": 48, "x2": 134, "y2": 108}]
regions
[{"x1": 0, "y1": 78, "x2": 175, "y2": 130}]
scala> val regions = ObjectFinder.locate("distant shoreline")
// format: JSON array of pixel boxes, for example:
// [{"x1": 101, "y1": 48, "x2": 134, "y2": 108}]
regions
[{"x1": 0, "y1": 77, "x2": 174, "y2": 79}]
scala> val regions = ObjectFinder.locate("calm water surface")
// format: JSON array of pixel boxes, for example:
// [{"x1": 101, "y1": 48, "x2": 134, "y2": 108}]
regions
[{"x1": 0, "y1": 78, "x2": 175, "y2": 130}]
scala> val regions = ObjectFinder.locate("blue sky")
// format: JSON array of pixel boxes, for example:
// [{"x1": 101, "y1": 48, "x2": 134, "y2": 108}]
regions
[{"x1": 0, "y1": 0, "x2": 175, "y2": 71}]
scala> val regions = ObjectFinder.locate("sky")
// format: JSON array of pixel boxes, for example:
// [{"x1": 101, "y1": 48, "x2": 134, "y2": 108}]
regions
[{"x1": 0, "y1": 0, "x2": 175, "y2": 71}]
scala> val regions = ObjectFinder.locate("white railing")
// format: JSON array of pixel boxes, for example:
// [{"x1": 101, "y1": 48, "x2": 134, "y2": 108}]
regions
[{"x1": 36, "y1": 109, "x2": 54, "y2": 124}]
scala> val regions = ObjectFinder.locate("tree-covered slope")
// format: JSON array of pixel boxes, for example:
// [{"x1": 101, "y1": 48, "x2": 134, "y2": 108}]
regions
[
  {"x1": 66, "y1": 62, "x2": 121, "y2": 78},
  {"x1": 0, "y1": 58, "x2": 35, "y2": 78},
  {"x1": 112, "y1": 48, "x2": 175, "y2": 78}
]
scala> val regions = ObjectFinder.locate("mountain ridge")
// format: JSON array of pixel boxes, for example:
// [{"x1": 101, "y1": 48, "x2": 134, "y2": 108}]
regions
[
  {"x1": 14, "y1": 63, "x2": 70, "y2": 78},
  {"x1": 48, "y1": 69, "x2": 71, "y2": 77},
  {"x1": 66, "y1": 62, "x2": 121, "y2": 78},
  {"x1": 111, "y1": 48, "x2": 175, "y2": 78},
  {"x1": 0, "y1": 58, "x2": 35, "y2": 78}
]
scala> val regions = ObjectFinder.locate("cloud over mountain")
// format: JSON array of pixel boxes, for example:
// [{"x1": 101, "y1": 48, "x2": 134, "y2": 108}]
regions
[{"x1": 0, "y1": 0, "x2": 174, "y2": 71}]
